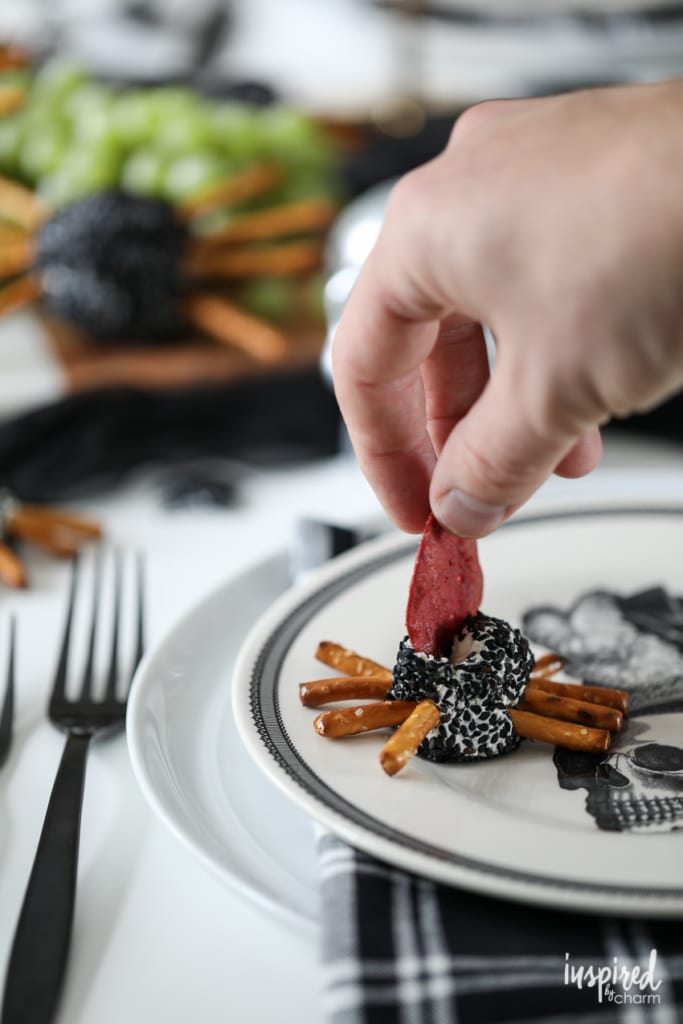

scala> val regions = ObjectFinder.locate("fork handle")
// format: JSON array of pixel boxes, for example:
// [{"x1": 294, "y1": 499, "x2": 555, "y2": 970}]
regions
[{"x1": 1, "y1": 733, "x2": 91, "y2": 1024}]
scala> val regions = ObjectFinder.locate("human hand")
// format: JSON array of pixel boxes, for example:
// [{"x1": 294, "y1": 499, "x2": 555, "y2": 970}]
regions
[{"x1": 332, "y1": 80, "x2": 683, "y2": 537}]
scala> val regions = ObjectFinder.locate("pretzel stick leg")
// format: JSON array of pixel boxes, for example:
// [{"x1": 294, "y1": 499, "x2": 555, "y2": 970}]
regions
[
  {"x1": 380, "y1": 700, "x2": 440, "y2": 776},
  {"x1": 179, "y1": 164, "x2": 281, "y2": 221},
  {"x1": 0, "y1": 224, "x2": 28, "y2": 246},
  {"x1": 0, "y1": 86, "x2": 25, "y2": 116},
  {"x1": 6, "y1": 519, "x2": 81, "y2": 558},
  {"x1": 509, "y1": 709, "x2": 610, "y2": 752},
  {"x1": 0, "y1": 239, "x2": 33, "y2": 279},
  {"x1": 0, "y1": 543, "x2": 27, "y2": 588},
  {"x1": 529, "y1": 653, "x2": 566, "y2": 680},
  {"x1": 185, "y1": 239, "x2": 324, "y2": 279},
  {"x1": 518, "y1": 688, "x2": 623, "y2": 732},
  {"x1": 0, "y1": 177, "x2": 49, "y2": 231},
  {"x1": 314, "y1": 641, "x2": 393, "y2": 682},
  {"x1": 182, "y1": 293, "x2": 289, "y2": 363},
  {"x1": 0, "y1": 46, "x2": 30, "y2": 71},
  {"x1": 194, "y1": 198, "x2": 338, "y2": 246},
  {"x1": 529, "y1": 677, "x2": 629, "y2": 715},
  {"x1": 13, "y1": 506, "x2": 103, "y2": 539},
  {"x1": 0, "y1": 276, "x2": 41, "y2": 317},
  {"x1": 314, "y1": 701, "x2": 416, "y2": 738},
  {"x1": 300, "y1": 676, "x2": 391, "y2": 707}
]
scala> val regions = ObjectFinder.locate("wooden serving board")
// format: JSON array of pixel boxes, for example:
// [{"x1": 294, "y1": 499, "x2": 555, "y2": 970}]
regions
[{"x1": 39, "y1": 307, "x2": 325, "y2": 393}]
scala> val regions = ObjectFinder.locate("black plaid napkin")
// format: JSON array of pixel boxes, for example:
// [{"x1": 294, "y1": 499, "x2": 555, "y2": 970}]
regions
[{"x1": 317, "y1": 832, "x2": 683, "y2": 1023}]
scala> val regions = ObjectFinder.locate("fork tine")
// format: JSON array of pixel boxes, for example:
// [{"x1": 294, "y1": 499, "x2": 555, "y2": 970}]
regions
[
  {"x1": 50, "y1": 554, "x2": 80, "y2": 708},
  {"x1": 130, "y1": 551, "x2": 145, "y2": 683},
  {"x1": 79, "y1": 548, "x2": 103, "y2": 700},
  {"x1": 104, "y1": 549, "x2": 123, "y2": 700},
  {"x1": 0, "y1": 614, "x2": 16, "y2": 768}
]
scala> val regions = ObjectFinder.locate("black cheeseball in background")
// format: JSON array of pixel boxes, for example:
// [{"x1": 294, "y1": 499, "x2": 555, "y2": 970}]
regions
[{"x1": 35, "y1": 190, "x2": 190, "y2": 341}]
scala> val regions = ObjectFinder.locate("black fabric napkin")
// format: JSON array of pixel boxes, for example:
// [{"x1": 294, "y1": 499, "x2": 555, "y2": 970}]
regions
[
  {"x1": 318, "y1": 832, "x2": 683, "y2": 1024},
  {"x1": 0, "y1": 370, "x2": 340, "y2": 502}
]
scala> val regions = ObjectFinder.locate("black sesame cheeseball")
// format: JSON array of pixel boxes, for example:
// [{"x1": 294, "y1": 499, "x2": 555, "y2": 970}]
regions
[
  {"x1": 389, "y1": 613, "x2": 534, "y2": 763},
  {"x1": 36, "y1": 190, "x2": 189, "y2": 340}
]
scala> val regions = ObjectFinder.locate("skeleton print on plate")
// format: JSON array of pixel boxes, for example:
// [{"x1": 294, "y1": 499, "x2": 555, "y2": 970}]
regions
[{"x1": 523, "y1": 587, "x2": 683, "y2": 833}]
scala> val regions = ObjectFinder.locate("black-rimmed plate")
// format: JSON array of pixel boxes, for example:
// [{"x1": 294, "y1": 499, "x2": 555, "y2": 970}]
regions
[{"x1": 233, "y1": 504, "x2": 683, "y2": 917}]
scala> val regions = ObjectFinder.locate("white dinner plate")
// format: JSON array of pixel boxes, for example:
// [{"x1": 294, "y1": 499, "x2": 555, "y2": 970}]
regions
[
  {"x1": 126, "y1": 553, "x2": 320, "y2": 932},
  {"x1": 233, "y1": 503, "x2": 683, "y2": 918}
]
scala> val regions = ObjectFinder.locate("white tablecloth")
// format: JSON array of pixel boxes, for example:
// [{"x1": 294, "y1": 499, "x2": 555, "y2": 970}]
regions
[{"x1": 0, "y1": 455, "x2": 383, "y2": 1024}]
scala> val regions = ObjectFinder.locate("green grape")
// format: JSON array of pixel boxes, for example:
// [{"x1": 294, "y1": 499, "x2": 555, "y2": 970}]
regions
[
  {"x1": 258, "y1": 106, "x2": 334, "y2": 169},
  {"x1": 65, "y1": 83, "x2": 117, "y2": 143},
  {"x1": 0, "y1": 117, "x2": 22, "y2": 175},
  {"x1": 18, "y1": 123, "x2": 68, "y2": 181},
  {"x1": 277, "y1": 169, "x2": 343, "y2": 204},
  {"x1": 120, "y1": 147, "x2": 169, "y2": 197},
  {"x1": 162, "y1": 150, "x2": 230, "y2": 202},
  {"x1": 155, "y1": 108, "x2": 214, "y2": 153},
  {"x1": 38, "y1": 141, "x2": 123, "y2": 207},
  {"x1": 240, "y1": 277, "x2": 294, "y2": 323},
  {"x1": 31, "y1": 61, "x2": 89, "y2": 105},
  {"x1": 210, "y1": 103, "x2": 265, "y2": 158},
  {"x1": 146, "y1": 86, "x2": 201, "y2": 113},
  {"x1": 111, "y1": 90, "x2": 162, "y2": 147}
]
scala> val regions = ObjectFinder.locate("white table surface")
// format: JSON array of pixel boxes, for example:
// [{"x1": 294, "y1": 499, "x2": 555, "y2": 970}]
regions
[
  {"x1": 0, "y1": 438, "x2": 681, "y2": 1024},
  {"x1": 0, "y1": 454, "x2": 383, "y2": 1024}
]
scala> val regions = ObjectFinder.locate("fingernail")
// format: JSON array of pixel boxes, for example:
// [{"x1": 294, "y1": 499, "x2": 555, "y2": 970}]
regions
[{"x1": 433, "y1": 489, "x2": 506, "y2": 538}]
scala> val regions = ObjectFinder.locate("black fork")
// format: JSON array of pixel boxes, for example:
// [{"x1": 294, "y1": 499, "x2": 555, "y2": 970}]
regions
[
  {"x1": 1, "y1": 550, "x2": 145, "y2": 1024},
  {"x1": 0, "y1": 616, "x2": 16, "y2": 770}
]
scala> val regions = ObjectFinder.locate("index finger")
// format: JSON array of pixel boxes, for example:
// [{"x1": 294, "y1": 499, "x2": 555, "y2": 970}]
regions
[
  {"x1": 331, "y1": 165, "x2": 490, "y2": 532},
  {"x1": 331, "y1": 246, "x2": 438, "y2": 531}
]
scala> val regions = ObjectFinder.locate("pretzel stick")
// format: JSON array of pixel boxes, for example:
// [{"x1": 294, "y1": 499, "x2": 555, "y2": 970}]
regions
[
  {"x1": 5, "y1": 517, "x2": 83, "y2": 558},
  {"x1": 314, "y1": 701, "x2": 416, "y2": 738},
  {"x1": 8, "y1": 507, "x2": 102, "y2": 540},
  {"x1": 518, "y1": 688, "x2": 623, "y2": 732},
  {"x1": 529, "y1": 653, "x2": 566, "y2": 680},
  {"x1": 0, "y1": 177, "x2": 49, "y2": 231},
  {"x1": 0, "y1": 223, "x2": 28, "y2": 246},
  {"x1": 509, "y1": 709, "x2": 610, "y2": 752},
  {"x1": 0, "y1": 239, "x2": 33, "y2": 279},
  {"x1": 185, "y1": 239, "x2": 324, "y2": 279},
  {"x1": 0, "y1": 86, "x2": 25, "y2": 116},
  {"x1": 299, "y1": 676, "x2": 391, "y2": 707},
  {"x1": 179, "y1": 164, "x2": 281, "y2": 220},
  {"x1": 0, "y1": 46, "x2": 30, "y2": 71},
  {"x1": 196, "y1": 198, "x2": 338, "y2": 246},
  {"x1": 0, "y1": 542, "x2": 27, "y2": 588},
  {"x1": 528, "y1": 677, "x2": 629, "y2": 715},
  {"x1": 380, "y1": 700, "x2": 440, "y2": 776},
  {"x1": 0, "y1": 275, "x2": 41, "y2": 317},
  {"x1": 315, "y1": 641, "x2": 393, "y2": 682},
  {"x1": 182, "y1": 293, "x2": 289, "y2": 363}
]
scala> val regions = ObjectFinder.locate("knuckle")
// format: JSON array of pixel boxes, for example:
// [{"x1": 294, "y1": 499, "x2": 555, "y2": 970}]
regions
[
  {"x1": 588, "y1": 330, "x2": 683, "y2": 419},
  {"x1": 385, "y1": 167, "x2": 431, "y2": 223},
  {"x1": 448, "y1": 99, "x2": 508, "y2": 147},
  {"x1": 456, "y1": 429, "x2": 538, "y2": 497}
]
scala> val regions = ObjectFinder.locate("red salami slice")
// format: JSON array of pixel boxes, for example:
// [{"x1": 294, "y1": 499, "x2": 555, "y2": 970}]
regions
[{"x1": 406, "y1": 514, "x2": 483, "y2": 657}]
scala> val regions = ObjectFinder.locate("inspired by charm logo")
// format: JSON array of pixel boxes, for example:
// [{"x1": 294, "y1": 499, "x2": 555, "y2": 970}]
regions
[{"x1": 564, "y1": 950, "x2": 663, "y2": 1005}]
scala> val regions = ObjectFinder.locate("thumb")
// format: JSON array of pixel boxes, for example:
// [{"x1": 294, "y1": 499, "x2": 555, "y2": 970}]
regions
[{"x1": 429, "y1": 359, "x2": 602, "y2": 537}]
